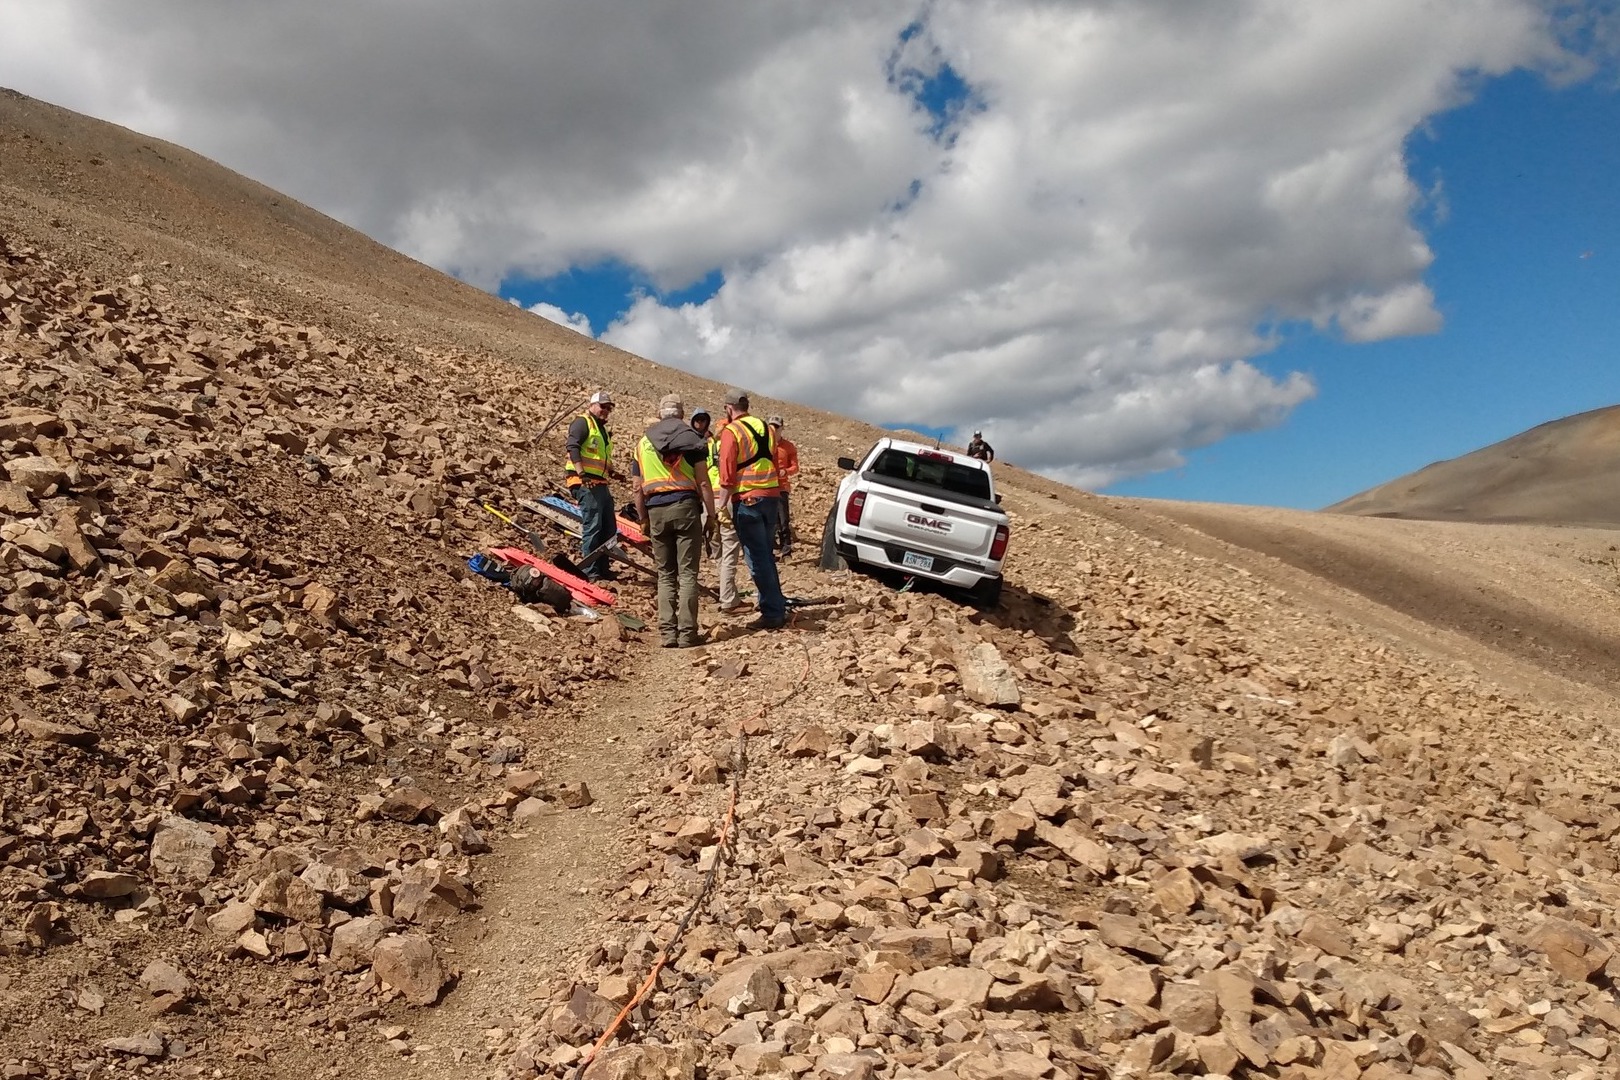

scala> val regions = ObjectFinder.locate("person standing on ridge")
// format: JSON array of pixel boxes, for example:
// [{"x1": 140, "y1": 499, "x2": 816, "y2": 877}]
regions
[
  {"x1": 768, "y1": 415, "x2": 799, "y2": 558},
  {"x1": 564, "y1": 390, "x2": 624, "y2": 582},
  {"x1": 717, "y1": 389, "x2": 785, "y2": 630},
  {"x1": 632, "y1": 395, "x2": 715, "y2": 648},
  {"x1": 966, "y1": 430, "x2": 994, "y2": 462}
]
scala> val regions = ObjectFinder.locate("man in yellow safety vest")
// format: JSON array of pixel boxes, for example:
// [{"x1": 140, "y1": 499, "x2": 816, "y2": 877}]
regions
[
  {"x1": 563, "y1": 390, "x2": 624, "y2": 582},
  {"x1": 632, "y1": 396, "x2": 715, "y2": 647},
  {"x1": 716, "y1": 388, "x2": 785, "y2": 630}
]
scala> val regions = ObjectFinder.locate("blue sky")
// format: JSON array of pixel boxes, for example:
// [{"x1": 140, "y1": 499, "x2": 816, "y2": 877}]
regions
[
  {"x1": 7, "y1": 1, "x2": 1616, "y2": 508},
  {"x1": 1111, "y1": 70, "x2": 1620, "y2": 508}
]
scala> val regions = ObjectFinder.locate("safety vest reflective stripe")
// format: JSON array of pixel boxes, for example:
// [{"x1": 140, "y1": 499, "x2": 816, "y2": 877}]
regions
[
  {"x1": 564, "y1": 413, "x2": 612, "y2": 479},
  {"x1": 727, "y1": 416, "x2": 779, "y2": 496},
  {"x1": 636, "y1": 437, "x2": 699, "y2": 496}
]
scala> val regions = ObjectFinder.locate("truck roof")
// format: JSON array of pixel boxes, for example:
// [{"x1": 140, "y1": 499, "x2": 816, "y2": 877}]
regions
[
  {"x1": 874, "y1": 437, "x2": 988, "y2": 469},
  {"x1": 858, "y1": 437, "x2": 1004, "y2": 513}
]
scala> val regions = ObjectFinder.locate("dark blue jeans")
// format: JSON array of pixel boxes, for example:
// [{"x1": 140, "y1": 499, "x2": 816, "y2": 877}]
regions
[
  {"x1": 732, "y1": 496, "x2": 785, "y2": 623},
  {"x1": 576, "y1": 482, "x2": 615, "y2": 577}
]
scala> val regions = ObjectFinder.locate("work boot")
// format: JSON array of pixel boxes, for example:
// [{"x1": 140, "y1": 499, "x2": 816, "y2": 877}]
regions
[
  {"x1": 746, "y1": 616, "x2": 784, "y2": 631},
  {"x1": 678, "y1": 632, "x2": 707, "y2": 648},
  {"x1": 661, "y1": 637, "x2": 678, "y2": 649}
]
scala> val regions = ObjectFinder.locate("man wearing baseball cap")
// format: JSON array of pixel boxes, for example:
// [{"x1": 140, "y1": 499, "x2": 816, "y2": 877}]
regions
[
  {"x1": 633, "y1": 395, "x2": 715, "y2": 647},
  {"x1": 563, "y1": 389, "x2": 625, "y2": 582},
  {"x1": 967, "y1": 429, "x2": 994, "y2": 462},
  {"x1": 716, "y1": 388, "x2": 785, "y2": 630}
]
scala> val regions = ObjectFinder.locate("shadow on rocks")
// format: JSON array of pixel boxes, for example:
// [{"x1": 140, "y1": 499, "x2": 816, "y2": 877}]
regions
[
  {"x1": 838, "y1": 566, "x2": 1079, "y2": 655},
  {"x1": 971, "y1": 581, "x2": 1079, "y2": 655}
]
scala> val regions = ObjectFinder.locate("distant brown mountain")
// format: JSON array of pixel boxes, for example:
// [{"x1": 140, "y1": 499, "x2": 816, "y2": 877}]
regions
[{"x1": 1327, "y1": 404, "x2": 1620, "y2": 526}]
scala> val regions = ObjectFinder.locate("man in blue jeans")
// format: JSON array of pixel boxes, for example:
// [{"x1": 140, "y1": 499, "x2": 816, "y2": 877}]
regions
[
  {"x1": 563, "y1": 390, "x2": 625, "y2": 582},
  {"x1": 716, "y1": 388, "x2": 786, "y2": 629}
]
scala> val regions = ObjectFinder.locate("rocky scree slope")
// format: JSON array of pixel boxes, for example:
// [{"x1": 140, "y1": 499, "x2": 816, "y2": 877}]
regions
[
  {"x1": 0, "y1": 231, "x2": 676, "y2": 1075},
  {"x1": 5, "y1": 225, "x2": 1620, "y2": 1080},
  {"x1": 4, "y1": 87, "x2": 1620, "y2": 1080},
  {"x1": 498, "y1": 499, "x2": 1620, "y2": 1080},
  {"x1": 0, "y1": 86, "x2": 878, "y2": 468}
]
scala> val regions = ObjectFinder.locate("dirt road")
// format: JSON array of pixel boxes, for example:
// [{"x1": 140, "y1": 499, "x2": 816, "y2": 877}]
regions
[{"x1": 1102, "y1": 499, "x2": 1620, "y2": 699}]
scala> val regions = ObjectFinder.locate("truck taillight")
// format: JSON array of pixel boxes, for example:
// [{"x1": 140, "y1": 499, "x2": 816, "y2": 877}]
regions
[
  {"x1": 989, "y1": 524, "x2": 1009, "y2": 561},
  {"x1": 844, "y1": 491, "x2": 867, "y2": 526}
]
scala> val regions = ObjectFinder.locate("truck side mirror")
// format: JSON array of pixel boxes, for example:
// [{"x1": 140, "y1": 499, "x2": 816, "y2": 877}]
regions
[
  {"x1": 837, "y1": 456, "x2": 857, "y2": 470},
  {"x1": 994, "y1": 493, "x2": 1002, "y2": 504}
]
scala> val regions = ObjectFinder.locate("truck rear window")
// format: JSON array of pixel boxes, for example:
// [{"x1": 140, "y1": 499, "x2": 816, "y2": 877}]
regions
[{"x1": 869, "y1": 449, "x2": 992, "y2": 500}]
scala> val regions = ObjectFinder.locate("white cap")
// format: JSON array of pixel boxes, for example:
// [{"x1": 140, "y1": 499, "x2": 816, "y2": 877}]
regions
[{"x1": 589, "y1": 390, "x2": 613, "y2": 405}]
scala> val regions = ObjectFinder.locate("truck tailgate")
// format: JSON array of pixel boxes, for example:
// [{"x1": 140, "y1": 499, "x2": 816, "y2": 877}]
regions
[{"x1": 858, "y1": 484, "x2": 1001, "y2": 558}]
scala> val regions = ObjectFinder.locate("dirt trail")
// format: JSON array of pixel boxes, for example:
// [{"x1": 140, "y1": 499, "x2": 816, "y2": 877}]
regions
[
  {"x1": 1085, "y1": 496, "x2": 1620, "y2": 706},
  {"x1": 346, "y1": 645, "x2": 694, "y2": 1079},
  {"x1": 336, "y1": 623, "x2": 815, "y2": 1080}
]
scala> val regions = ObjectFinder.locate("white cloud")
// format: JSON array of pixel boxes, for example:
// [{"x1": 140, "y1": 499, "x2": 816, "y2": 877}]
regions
[
  {"x1": 0, "y1": 0, "x2": 1590, "y2": 485},
  {"x1": 523, "y1": 302, "x2": 594, "y2": 339},
  {"x1": 1337, "y1": 282, "x2": 1444, "y2": 343}
]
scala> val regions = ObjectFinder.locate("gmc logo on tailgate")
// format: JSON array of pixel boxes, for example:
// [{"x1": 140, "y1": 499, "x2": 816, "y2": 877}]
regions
[{"x1": 906, "y1": 513, "x2": 952, "y2": 532}]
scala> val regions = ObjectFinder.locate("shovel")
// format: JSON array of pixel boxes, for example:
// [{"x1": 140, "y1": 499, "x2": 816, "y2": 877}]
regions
[{"x1": 482, "y1": 503, "x2": 549, "y2": 553}]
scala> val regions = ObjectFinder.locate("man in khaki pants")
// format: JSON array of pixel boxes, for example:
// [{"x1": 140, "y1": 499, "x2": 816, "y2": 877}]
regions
[{"x1": 633, "y1": 396, "x2": 716, "y2": 647}]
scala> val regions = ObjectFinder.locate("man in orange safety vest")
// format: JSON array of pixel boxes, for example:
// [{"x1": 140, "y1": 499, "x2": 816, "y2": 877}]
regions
[{"x1": 716, "y1": 389, "x2": 785, "y2": 630}]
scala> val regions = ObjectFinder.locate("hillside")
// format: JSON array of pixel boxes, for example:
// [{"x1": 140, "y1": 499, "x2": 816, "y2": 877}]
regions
[
  {"x1": 5, "y1": 88, "x2": 1620, "y2": 1080},
  {"x1": 1327, "y1": 404, "x2": 1620, "y2": 527}
]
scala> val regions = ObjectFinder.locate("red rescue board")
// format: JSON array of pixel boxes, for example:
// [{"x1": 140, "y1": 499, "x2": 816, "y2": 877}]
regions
[
  {"x1": 614, "y1": 513, "x2": 649, "y2": 546},
  {"x1": 487, "y1": 546, "x2": 615, "y2": 607}
]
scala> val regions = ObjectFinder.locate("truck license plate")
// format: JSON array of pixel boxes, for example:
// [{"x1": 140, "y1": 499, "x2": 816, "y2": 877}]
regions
[{"x1": 901, "y1": 551, "x2": 935, "y2": 572}]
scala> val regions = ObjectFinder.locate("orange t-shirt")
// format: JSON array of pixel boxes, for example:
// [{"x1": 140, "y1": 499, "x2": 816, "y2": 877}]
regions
[{"x1": 776, "y1": 437, "x2": 800, "y2": 492}]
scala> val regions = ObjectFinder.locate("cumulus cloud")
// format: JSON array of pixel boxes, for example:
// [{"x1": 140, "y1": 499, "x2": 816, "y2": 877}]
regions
[
  {"x1": 1337, "y1": 283, "x2": 1445, "y2": 343},
  {"x1": 522, "y1": 302, "x2": 593, "y2": 339},
  {"x1": 0, "y1": 0, "x2": 1590, "y2": 485}
]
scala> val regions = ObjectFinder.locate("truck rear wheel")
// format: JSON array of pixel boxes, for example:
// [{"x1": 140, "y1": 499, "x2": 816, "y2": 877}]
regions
[
  {"x1": 819, "y1": 507, "x2": 848, "y2": 571},
  {"x1": 969, "y1": 575, "x2": 1003, "y2": 609}
]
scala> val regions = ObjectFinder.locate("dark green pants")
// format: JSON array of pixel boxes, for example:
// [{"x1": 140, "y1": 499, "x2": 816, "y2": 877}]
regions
[{"x1": 647, "y1": 498, "x2": 703, "y2": 643}]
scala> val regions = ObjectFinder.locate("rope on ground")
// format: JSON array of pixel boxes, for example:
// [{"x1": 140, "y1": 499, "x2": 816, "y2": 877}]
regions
[{"x1": 572, "y1": 638, "x2": 813, "y2": 1079}]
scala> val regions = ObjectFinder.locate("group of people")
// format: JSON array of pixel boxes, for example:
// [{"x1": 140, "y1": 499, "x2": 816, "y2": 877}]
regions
[
  {"x1": 562, "y1": 387, "x2": 798, "y2": 647},
  {"x1": 561, "y1": 388, "x2": 994, "y2": 647}
]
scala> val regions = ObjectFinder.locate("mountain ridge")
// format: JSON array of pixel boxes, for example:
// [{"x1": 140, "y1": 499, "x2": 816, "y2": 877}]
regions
[{"x1": 1327, "y1": 403, "x2": 1620, "y2": 527}]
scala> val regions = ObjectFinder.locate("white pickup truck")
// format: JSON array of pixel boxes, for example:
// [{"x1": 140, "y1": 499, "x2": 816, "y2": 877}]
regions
[{"x1": 820, "y1": 437, "x2": 1010, "y2": 607}]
